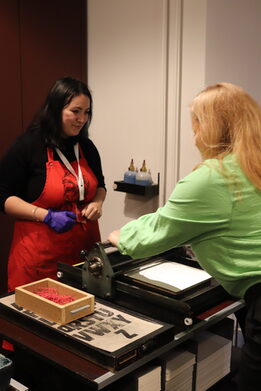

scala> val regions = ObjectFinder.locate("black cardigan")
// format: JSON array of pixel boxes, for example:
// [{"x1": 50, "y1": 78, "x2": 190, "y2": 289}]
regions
[{"x1": 0, "y1": 129, "x2": 106, "y2": 212}]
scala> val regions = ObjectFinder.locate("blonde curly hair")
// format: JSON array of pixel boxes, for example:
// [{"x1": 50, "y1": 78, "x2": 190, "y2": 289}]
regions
[{"x1": 190, "y1": 82, "x2": 261, "y2": 189}]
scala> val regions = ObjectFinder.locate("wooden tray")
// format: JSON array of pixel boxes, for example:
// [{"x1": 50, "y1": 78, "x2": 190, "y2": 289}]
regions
[{"x1": 15, "y1": 278, "x2": 94, "y2": 325}]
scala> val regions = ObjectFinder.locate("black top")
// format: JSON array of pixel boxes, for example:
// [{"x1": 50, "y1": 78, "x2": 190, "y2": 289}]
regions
[{"x1": 0, "y1": 129, "x2": 106, "y2": 212}]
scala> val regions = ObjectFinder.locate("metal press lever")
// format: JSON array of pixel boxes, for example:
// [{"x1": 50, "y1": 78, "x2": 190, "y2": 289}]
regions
[
  {"x1": 81, "y1": 242, "x2": 115, "y2": 298},
  {"x1": 80, "y1": 241, "x2": 117, "y2": 277}
]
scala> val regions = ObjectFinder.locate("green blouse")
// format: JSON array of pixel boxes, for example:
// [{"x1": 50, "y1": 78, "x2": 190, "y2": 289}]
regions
[{"x1": 118, "y1": 155, "x2": 261, "y2": 298}]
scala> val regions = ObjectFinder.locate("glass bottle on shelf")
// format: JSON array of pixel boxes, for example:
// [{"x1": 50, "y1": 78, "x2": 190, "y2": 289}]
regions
[
  {"x1": 124, "y1": 159, "x2": 136, "y2": 184},
  {"x1": 136, "y1": 160, "x2": 152, "y2": 186}
]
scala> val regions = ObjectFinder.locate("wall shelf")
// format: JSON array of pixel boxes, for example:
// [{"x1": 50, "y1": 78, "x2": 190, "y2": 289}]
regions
[
  {"x1": 113, "y1": 181, "x2": 159, "y2": 196},
  {"x1": 113, "y1": 173, "x2": 160, "y2": 196}
]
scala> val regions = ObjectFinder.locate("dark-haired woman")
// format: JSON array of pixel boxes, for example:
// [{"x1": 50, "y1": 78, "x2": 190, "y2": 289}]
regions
[{"x1": 0, "y1": 76, "x2": 106, "y2": 291}]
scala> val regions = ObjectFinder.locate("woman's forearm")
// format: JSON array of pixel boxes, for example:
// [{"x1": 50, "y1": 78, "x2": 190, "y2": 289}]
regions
[
  {"x1": 92, "y1": 187, "x2": 106, "y2": 204},
  {"x1": 4, "y1": 188, "x2": 106, "y2": 223},
  {"x1": 4, "y1": 196, "x2": 48, "y2": 222}
]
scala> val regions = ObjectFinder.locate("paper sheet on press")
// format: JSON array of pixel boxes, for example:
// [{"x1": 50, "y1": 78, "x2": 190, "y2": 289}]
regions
[{"x1": 126, "y1": 261, "x2": 211, "y2": 291}]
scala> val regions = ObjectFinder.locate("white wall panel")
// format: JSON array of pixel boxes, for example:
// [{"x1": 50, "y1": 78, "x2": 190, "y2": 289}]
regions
[
  {"x1": 178, "y1": 0, "x2": 207, "y2": 179},
  {"x1": 205, "y1": 0, "x2": 261, "y2": 104},
  {"x1": 87, "y1": 0, "x2": 180, "y2": 239},
  {"x1": 87, "y1": 0, "x2": 261, "y2": 240}
]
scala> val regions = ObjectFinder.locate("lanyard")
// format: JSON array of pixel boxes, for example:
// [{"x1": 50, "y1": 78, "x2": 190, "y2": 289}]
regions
[{"x1": 55, "y1": 143, "x2": 85, "y2": 201}]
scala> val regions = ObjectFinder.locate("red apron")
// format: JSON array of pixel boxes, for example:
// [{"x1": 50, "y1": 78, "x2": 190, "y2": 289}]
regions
[{"x1": 8, "y1": 146, "x2": 101, "y2": 291}]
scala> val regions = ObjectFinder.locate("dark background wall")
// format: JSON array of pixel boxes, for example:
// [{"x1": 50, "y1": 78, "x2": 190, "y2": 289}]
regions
[{"x1": 0, "y1": 0, "x2": 87, "y2": 293}]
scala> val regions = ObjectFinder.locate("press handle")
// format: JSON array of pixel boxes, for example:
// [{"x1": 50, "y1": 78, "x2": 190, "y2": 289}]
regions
[{"x1": 101, "y1": 240, "x2": 113, "y2": 248}]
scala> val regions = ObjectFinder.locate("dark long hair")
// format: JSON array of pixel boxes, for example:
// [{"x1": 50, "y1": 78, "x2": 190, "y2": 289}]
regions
[{"x1": 28, "y1": 76, "x2": 93, "y2": 147}]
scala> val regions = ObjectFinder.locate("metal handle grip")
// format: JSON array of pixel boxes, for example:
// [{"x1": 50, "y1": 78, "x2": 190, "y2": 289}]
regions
[
  {"x1": 70, "y1": 304, "x2": 90, "y2": 314},
  {"x1": 101, "y1": 240, "x2": 113, "y2": 248}
]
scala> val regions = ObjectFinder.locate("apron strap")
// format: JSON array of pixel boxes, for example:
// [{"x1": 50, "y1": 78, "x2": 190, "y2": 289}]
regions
[{"x1": 47, "y1": 147, "x2": 54, "y2": 161}]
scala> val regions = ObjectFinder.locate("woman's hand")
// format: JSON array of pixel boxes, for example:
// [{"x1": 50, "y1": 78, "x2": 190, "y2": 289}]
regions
[
  {"x1": 44, "y1": 209, "x2": 76, "y2": 232},
  {"x1": 108, "y1": 229, "x2": 120, "y2": 247},
  {"x1": 81, "y1": 187, "x2": 106, "y2": 221},
  {"x1": 81, "y1": 201, "x2": 102, "y2": 221}
]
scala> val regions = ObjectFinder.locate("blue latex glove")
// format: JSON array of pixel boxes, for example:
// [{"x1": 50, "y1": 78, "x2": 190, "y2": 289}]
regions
[{"x1": 43, "y1": 209, "x2": 76, "y2": 233}]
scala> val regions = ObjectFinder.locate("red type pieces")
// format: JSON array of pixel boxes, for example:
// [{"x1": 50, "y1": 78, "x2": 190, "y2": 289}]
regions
[{"x1": 34, "y1": 288, "x2": 75, "y2": 305}]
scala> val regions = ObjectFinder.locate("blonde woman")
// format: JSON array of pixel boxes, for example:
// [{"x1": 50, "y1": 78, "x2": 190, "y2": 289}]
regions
[{"x1": 109, "y1": 83, "x2": 261, "y2": 391}]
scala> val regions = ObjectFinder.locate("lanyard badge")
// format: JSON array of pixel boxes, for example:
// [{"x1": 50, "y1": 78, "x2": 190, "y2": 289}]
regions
[{"x1": 55, "y1": 143, "x2": 85, "y2": 201}]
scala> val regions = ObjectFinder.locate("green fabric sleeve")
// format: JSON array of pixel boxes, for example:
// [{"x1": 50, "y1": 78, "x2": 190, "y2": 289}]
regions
[{"x1": 118, "y1": 163, "x2": 232, "y2": 259}]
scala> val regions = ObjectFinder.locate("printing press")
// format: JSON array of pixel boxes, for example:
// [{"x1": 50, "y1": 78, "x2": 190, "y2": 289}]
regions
[
  {"x1": 0, "y1": 242, "x2": 239, "y2": 372},
  {"x1": 58, "y1": 242, "x2": 233, "y2": 333}
]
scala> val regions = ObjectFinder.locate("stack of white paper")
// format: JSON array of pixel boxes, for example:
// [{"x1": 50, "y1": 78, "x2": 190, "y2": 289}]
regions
[
  {"x1": 117, "y1": 363, "x2": 161, "y2": 391},
  {"x1": 161, "y1": 347, "x2": 196, "y2": 391},
  {"x1": 9, "y1": 378, "x2": 29, "y2": 391},
  {"x1": 193, "y1": 331, "x2": 232, "y2": 391},
  {"x1": 137, "y1": 364, "x2": 162, "y2": 391}
]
